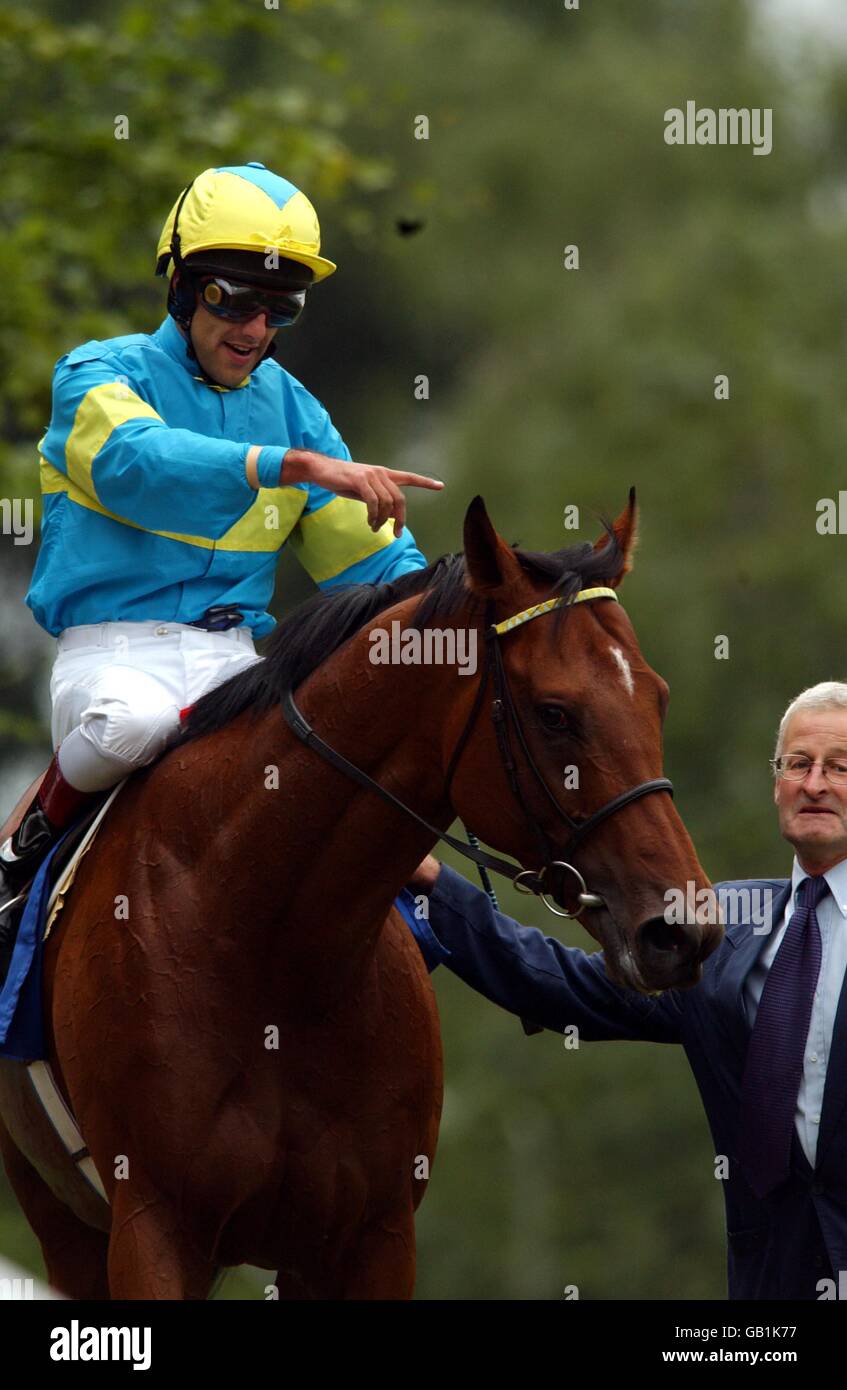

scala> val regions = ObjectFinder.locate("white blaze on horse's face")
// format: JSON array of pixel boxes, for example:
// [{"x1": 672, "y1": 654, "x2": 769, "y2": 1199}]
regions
[{"x1": 609, "y1": 645, "x2": 634, "y2": 697}]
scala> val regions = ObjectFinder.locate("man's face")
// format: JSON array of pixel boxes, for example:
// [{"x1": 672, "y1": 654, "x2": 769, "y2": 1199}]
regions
[
  {"x1": 774, "y1": 707, "x2": 847, "y2": 871},
  {"x1": 183, "y1": 282, "x2": 278, "y2": 386}
]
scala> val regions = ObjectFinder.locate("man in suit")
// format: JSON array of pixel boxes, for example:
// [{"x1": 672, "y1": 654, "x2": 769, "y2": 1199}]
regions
[{"x1": 405, "y1": 681, "x2": 847, "y2": 1300}]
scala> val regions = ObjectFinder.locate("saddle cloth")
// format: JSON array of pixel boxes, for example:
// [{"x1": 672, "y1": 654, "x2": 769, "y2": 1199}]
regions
[{"x1": 0, "y1": 785, "x2": 123, "y2": 1060}]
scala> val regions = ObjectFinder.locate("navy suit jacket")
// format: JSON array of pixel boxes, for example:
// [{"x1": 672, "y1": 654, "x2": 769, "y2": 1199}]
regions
[{"x1": 407, "y1": 865, "x2": 847, "y2": 1300}]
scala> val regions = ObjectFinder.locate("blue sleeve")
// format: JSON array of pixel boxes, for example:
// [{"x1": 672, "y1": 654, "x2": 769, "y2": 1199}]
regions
[
  {"x1": 417, "y1": 864, "x2": 684, "y2": 1042},
  {"x1": 282, "y1": 397, "x2": 428, "y2": 587},
  {"x1": 44, "y1": 353, "x2": 258, "y2": 540},
  {"x1": 255, "y1": 403, "x2": 354, "y2": 489}
]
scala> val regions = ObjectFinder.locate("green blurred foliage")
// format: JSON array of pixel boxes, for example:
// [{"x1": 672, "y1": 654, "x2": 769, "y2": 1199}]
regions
[{"x1": 2, "y1": 0, "x2": 847, "y2": 1299}]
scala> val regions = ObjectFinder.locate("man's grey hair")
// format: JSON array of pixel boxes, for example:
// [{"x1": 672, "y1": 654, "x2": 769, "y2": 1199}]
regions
[{"x1": 774, "y1": 681, "x2": 847, "y2": 761}]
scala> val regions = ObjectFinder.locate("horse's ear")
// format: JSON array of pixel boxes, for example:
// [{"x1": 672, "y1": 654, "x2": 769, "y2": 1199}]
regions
[
  {"x1": 593, "y1": 486, "x2": 638, "y2": 588},
  {"x1": 463, "y1": 496, "x2": 522, "y2": 594}
]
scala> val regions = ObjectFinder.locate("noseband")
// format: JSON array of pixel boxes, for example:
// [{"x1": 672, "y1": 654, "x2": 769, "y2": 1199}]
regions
[{"x1": 281, "y1": 585, "x2": 672, "y2": 918}]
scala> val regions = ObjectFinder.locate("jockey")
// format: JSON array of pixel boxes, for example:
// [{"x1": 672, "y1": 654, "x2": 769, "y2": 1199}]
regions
[{"x1": 0, "y1": 161, "x2": 442, "y2": 926}]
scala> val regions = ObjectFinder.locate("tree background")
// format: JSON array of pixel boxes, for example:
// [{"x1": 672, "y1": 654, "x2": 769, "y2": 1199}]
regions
[{"x1": 2, "y1": 0, "x2": 846, "y2": 1298}]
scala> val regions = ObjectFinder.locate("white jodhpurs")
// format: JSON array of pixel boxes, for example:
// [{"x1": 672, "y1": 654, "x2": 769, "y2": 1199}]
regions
[{"x1": 50, "y1": 621, "x2": 262, "y2": 792}]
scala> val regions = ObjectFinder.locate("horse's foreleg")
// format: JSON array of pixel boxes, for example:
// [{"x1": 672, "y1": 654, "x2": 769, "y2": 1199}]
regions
[
  {"x1": 337, "y1": 1207, "x2": 417, "y2": 1299},
  {"x1": 107, "y1": 1185, "x2": 216, "y2": 1300},
  {"x1": 0, "y1": 1117, "x2": 110, "y2": 1299}
]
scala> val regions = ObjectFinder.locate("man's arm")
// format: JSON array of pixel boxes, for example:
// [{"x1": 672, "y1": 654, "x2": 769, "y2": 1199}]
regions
[
  {"x1": 409, "y1": 862, "x2": 683, "y2": 1043},
  {"x1": 43, "y1": 352, "x2": 268, "y2": 540},
  {"x1": 45, "y1": 351, "x2": 442, "y2": 549},
  {"x1": 285, "y1": 403, "x2": 433, "y2": 587}
]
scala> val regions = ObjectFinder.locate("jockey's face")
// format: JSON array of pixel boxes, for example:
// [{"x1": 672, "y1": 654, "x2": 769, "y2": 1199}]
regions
[{"x1": 174, "y1": 277, "x2": 278, "y2": 386}]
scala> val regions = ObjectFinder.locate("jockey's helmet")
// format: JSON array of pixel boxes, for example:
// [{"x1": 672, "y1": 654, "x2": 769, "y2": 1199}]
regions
[{"x1": 155, "y1": 162, "x2": 337, "y2": 335}]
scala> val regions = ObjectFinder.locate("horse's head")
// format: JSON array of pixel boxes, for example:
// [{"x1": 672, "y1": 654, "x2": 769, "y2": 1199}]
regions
[{"x1": 446, "y1": 493, "x2": 720, "y2": 993}]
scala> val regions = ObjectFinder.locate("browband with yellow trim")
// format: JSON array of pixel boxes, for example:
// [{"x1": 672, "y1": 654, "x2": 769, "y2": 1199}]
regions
[{"x1": 491, "y1": 586, "x2": 619, "y2": 637}]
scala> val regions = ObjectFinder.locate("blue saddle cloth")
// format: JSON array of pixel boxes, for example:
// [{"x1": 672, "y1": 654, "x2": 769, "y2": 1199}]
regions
[{"x1": 0, "y1": 830, "x2": 76, "y2": 1062}]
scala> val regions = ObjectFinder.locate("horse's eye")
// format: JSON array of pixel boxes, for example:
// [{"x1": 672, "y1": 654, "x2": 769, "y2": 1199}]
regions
[{"x1": 537, "y1": 705, "x2": 571, "y2": 731}]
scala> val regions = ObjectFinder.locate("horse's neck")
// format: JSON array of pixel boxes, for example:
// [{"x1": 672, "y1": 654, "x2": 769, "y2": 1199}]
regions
[{"x1": 218, "y1": 619, "x2": 461, "y2": 992}]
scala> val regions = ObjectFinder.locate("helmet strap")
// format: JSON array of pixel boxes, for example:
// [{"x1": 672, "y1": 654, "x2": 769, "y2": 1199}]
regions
[
  {"x1": 167, "y1": 270, "x2": 197, "y2": 333},
  {"x1": 168, "y1": 180, "x2": 194, "y2": 274},
  {"x1": 164, "y1": 181, "x2": 200, "y2": 338}
]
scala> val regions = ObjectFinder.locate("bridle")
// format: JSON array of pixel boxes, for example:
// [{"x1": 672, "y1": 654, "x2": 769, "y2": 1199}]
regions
[{"x1": 281, "y1": 585, "x2": 673, "y2": 918}]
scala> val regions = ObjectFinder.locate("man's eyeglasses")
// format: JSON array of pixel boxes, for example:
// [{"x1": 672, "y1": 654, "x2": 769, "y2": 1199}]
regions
[
  {"x1": 198, "y1": 275, "x2": 306, "y2": 328},
  {"x1": 770, "y1": 754, "x2": 847, "y2": 785}
]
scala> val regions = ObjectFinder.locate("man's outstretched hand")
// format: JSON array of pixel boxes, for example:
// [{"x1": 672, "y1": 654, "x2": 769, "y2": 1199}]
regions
[{"x1": 281, "y1": 448, "x2": 444, "y2": 537}]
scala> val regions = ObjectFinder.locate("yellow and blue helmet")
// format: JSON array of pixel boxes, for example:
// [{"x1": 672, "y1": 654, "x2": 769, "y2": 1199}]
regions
[
  {"x1": 156, "y1": 162, "x2": 337, "y2": 285},
  {"x1": 156, "y1": 162, "x2": 337, "y2": 346}
]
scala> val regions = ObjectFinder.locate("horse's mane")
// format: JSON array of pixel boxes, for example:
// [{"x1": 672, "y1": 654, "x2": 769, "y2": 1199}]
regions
[{"x1": 176, "y1": 526, "x2": 623, "y2": 743}]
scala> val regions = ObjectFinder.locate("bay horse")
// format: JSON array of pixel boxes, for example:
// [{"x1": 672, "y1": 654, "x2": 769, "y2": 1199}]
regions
[{"x1": 0, "y1": 493, "x2": 718, "y2": 1299}]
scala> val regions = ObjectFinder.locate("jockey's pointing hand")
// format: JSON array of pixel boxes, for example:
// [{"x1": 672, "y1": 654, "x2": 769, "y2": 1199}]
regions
[{"x1": 281, "y1": 448, "x2": 444, "y2": 536}]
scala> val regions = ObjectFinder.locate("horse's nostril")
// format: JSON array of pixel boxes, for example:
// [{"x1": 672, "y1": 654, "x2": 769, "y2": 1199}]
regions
[{"x1": 640, "y1": 915, "x2": 687, "y2": 956}]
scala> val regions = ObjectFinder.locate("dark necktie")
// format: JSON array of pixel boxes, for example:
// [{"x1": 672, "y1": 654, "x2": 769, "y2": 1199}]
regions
[{"x1": 737, "y1": 874, "x2": 827, "y2": 1199}]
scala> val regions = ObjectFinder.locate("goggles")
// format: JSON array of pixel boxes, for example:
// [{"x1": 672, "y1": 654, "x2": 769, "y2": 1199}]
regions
[{"x1": 198, "y1": 275, "x2": 306, "y2": 327}]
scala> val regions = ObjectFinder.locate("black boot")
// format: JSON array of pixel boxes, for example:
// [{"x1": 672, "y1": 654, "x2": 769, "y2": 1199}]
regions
[
  {"x1": 0, "y1": 756, "x2": 99, "y2": 981},
  {"x1": 0, "y1": 801, "x2": 62, "y2": 960}
]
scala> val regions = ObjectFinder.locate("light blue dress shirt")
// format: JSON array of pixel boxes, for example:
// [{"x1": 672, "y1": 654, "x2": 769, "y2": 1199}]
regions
[{"x1": 744, "y1": 856, "x2": 847, "y2": 1167}]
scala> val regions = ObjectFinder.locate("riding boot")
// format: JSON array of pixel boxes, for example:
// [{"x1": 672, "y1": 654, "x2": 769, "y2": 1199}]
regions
[{"x1": 0, "y1": 754, "x2": 98, "y2": 948}]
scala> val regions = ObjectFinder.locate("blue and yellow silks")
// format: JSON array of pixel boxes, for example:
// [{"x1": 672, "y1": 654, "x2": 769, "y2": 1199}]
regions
[{"x1": 27, "y1": 315, "x2": 426, "y2": 638}]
